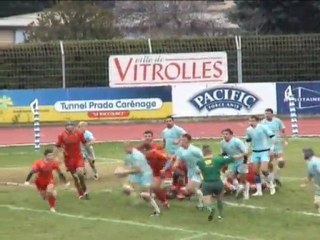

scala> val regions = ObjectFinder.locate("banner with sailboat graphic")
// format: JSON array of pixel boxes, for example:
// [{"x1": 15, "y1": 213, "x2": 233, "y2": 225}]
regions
[{"x1": 276, "y1": 82, "x2": 320, "y2": 115}]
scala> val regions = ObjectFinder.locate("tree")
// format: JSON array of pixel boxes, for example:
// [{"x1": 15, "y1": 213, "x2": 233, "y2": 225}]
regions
[
  {"x1": 230, "y1": 0, "x2": 320, "y2": 34},
  {"x1": 26, "y1": 1, "x2": 122, "y2": 42}
]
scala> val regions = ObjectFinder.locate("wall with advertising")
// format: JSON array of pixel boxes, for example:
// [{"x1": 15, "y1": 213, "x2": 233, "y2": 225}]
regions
[
  {"x1": 0, "y1": 87, "x2": 172, "y2": 123},
  {"x1": 276, "y1": 81, "x2": 320, "y2": 115},
  {"x1": 172, "y1": 83, "x2": 277, "y2": 117},
  {"x1": 109, "y1": 52, "x2": 228, "y2": 87}
]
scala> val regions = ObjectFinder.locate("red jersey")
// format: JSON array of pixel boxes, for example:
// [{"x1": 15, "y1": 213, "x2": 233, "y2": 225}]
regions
[
  {"x1": 145, "y1": 149, "x2": 168, "y2": 177},
  {"x1": 137, "y1": 142, "x2": 163, "y2": 151},
  {"x1": 32, "y1": 159, "x2": 59, "y2": 181},
  {"x1": 56, "y1": 130, "x2": 86, "y2": 161}
]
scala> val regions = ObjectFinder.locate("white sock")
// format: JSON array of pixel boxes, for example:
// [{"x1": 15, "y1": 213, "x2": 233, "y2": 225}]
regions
[
  {"x1": 256, "y1": 183, "x2": 262, "y2": 193},
  {"x1": 150, "y1": 197, "x2": 160, "y2": 213},
  {"x1": 245, "y1": 182, "x2": 250, "y2": 194},
  {"x1": 268, "y1": 172, "x2": 274, "y2": 183},
  {"x1": 232, "y1": 179, "x2": 239, "y2": 189},
  {"x1": 196, "y1": 189, "x2": 203, "y2": 205}
]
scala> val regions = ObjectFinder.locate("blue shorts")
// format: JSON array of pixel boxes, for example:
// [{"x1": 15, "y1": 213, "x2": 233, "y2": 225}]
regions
[
  {"x1": 251, "y1": 151, "x2": 270, "y2": 164},
  {"x1": 188, "y1": 171, "x2": 202, "y2": 183},
  {"x1": 228, "y1": 160, "x2": 248, "y2": 174},
  {"x1": 273, "y1": 143, "x2": 284, "y2": 155},
  {"x1": 128, "y1": 172, "x2": 152, "y2": 187}
]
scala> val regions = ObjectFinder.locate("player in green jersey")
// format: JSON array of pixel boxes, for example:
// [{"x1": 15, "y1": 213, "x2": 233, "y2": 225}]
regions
[{"x1": 197, "y1": 150, "x2": 246, "y2": 221}]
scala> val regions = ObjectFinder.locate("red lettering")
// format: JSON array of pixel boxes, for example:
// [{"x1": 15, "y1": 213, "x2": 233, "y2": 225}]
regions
[
  {"x1": 153, "y1": 64, "x2": 164, "y2": 81},
  {"x1": 165, "y1": 63, "x2": 180, "y2": 80},
  {"x1": 192, "y1": 62, "x2": 201, "y2": 79},
  {"x1": 213, "y1": 61, "x2": 223, "y2": 78},
  {"x1": 202, "y1": 61, "x2": 211, "y2": 79},
  {"x1": 134, "y1": 64, "x2": 138, "y2": 81},
  {"x1": 182, "y1": 62, "x2": 191, "y2": 79},
  {"x1": 114, "y1": 58, "x2": 132, "y2": 81},
  {"x1": 140, "y1": 64, "x2": 151, "y2": 81}
]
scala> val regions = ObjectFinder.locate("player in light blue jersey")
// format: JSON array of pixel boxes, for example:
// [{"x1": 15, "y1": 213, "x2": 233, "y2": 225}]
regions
[
  {"x1": 262, "y1": 108, "x2": 287, "y2": 187},
  {"x1": 173, "y1": 133, "x2": 204, "y2": 209},
  {"x1": 246, "y1": 115, "x2": 276, "y2": 196},
  {"x1": 302, "y1": 148, "x2": 320, "y2": 213},
  {"x1": 114, "y1": 142, "x2": 161, "y2": 216},
  {"x1": 78, "y1": 122, "x2": 98, "y2": 180},
  {"x1": 220, "y1": 128, "x2": 249, "y2": 200},
  {"x1": 162, "y1": 116, "x2": 186, "y2": 156}
]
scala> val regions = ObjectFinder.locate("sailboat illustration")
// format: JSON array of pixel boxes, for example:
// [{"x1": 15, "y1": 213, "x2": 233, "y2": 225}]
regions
[{"x1": 284, "y1": 85, "x2": 320, "y2": 110}]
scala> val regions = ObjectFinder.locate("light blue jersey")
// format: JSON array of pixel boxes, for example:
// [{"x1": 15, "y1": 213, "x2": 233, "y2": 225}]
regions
[
  {"x1": 82, "y1": 130, "x2": 95, "y2": 160},
  {"x1": 261, "y1": 117, "x2": 285, "y2": 154},
  {"x1": 162, "y1": 125, "x2": 186, "y2": 155},
  {"x1": 246, "y1": 124, "x2": 274, "y2": 164},
  {"x1": 176, "y1": 144, "x2": 203, "y2": 182},
  {"x1": 307, "y1": 157, "x2": 320, "y2": 196},
  {"x1": 124, "y1": 148, "x2": 152, "y2": 187},
  {"x1": 221, "y1": 137, "x2": 247, "y2": 174}
]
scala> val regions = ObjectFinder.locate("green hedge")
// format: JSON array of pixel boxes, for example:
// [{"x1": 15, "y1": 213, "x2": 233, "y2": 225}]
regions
[{"x1": 0, "y1": 34, "x2": 319, "y2": 89}]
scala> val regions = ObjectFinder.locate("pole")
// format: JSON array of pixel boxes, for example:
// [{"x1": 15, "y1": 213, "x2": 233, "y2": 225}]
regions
[
  {"x1": 30, "y1": 99, "x2": 40, "y2": 151},
  {"x1": 148, "y1": 38, "x2": 153, "y2": 54},
  {"x1": 60, "y1": 40, "x2": 66, "y2": 88},
  {"x1": 235, "y1": 35, "x2": 243, "y2": 83}
]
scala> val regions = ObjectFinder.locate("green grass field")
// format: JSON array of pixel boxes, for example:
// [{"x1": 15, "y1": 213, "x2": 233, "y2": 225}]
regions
[{"x1": 0, "y1": 139, "x2": 320, "y2": 240}]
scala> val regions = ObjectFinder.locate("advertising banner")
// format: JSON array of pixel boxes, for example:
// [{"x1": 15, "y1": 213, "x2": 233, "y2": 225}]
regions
[
  {"x1": 276, "y1": 82, "x2": 320, "y2": 115},
  {"x1": 0, "y1": 86, "x2": 172, "y2": 123},
  {"x1": 172, "y1": 83, "x2": 276, "y2": 117},
  {"x1": 109, "y1": 52, "x2": 228, "y2": 87}
]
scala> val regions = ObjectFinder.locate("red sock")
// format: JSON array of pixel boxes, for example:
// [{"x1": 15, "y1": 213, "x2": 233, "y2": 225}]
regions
[
  {"x1": 48, "y1": 196, "x2": 56, "y2": 208},
  {"x1": 155, "y1": 189, "x2": 167, "y2": 203}
]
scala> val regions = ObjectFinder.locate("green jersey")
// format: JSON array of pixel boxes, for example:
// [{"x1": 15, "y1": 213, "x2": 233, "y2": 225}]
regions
[{"x1": 197, "y1": 155, "x2": 234, "y2": 182}]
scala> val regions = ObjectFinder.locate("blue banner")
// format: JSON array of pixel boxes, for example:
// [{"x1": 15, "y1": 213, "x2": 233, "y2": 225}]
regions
[{"x1": 276, "y1": 82, "x2": 320, "y2": 115}]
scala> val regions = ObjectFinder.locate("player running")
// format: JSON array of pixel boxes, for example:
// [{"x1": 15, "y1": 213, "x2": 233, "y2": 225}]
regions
[
  {"x1": 114, "y1": 142, "x2": 161, "y2": 216},
  {"x1": 78, "y1": 121, "x2": 98, "y2": 180},
  {"x1": 162, "y1": 116, "x2": 186, "y2": 156},
  {"x1": 24, "y1": 148, "x2": 67, "y2": 212},
  {"x1": 220, "y1": 128, "x2": 249, "y2": 200},
  {"x1": 54, "y1": 122, "x2": 93, "y2": 200},
  {"x1": 141, "y1": 143, "x2": 170, "y2": 208},
  {"x1": 173, "y1": 133, "x2": 204, "y2": 208},
  {"x1": 197, "y1": 149, "x2": 242, "y2": 221},
  {"x1": 261, "y1": 108, "x2": 287, "y2": 187},
  {"x1": 246, "y1": 115, "x2": 276, "y2": 196},
  {"x1": 302, "y1": 148, "x2": 320, "y2": 213},
  {"x1": 137, "y1": 130, "x2": 162, "y2": 151}
]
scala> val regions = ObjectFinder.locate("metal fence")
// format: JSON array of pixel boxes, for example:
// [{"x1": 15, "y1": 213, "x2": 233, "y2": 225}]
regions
[{"x1": 0, "y1": 34, "x2": 320, "y2": 89}]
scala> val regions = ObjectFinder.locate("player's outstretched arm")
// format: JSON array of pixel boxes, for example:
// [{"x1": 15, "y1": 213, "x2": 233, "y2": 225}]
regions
[{"x1": 24, "y1": 170, "x2": 36, "y2": 185}]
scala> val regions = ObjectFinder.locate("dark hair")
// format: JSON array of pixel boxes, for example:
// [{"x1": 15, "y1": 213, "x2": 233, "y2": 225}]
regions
[
  {"x1": 165, "y1": 115, "x2": 174, "y2": 121},
  {"x1": 250, "y1": 115, "x2": 260, "y2": 121},
  {"x1": 144, "y1": 130, "x2": 153, "y2": 136},
  {"x1": 221, "y1": 128, "x2": 233, "y2": 135},
  {"x1": 202, "y1": 145, "x2": 212, "y2": 152},
  {"x1": 265, "y1": 108, "x2": 274, "y2": 114},
  {"x1": 44, "y1": 148, "x2": 54, "y2": 156},
  {"x1": 182, "y1": 133, "x2": 192, "y2": 141},
  {"x1": 141, "y1": 143, "x2": 152, "y2": 151}
]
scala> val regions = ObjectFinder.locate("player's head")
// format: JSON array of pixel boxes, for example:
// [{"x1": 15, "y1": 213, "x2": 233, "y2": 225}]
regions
[
  {"x1": 249, "y1": 115, "x2": 260, "y2": 127},
  {"x1": 143, "y1": 130, "x2": 153, "y2": 143},
  {"x1": 265, "y1": 108, "x2": 274, "y2": 120},
  {"x1": 78, "y1": 121, "x2": 88, "y2": 132},
  {"x1": 44, "y1": 148, "x2": 54, "y2": 161},
  {"x1": 124, "y1": 142, "x2": 133, "y2": 154},
  {"x1": 302, "y1": 148, "x2": 314, "y2": 161},
  {"x1": 181, "y1": 133, "x2": 192, "y2": 148},
  {"x1": 165, "y1": 115, "x2": 174, "y2": 128},
  {"x1": 65, "y1": 121, "x2": 76, "y2": 132},
  {"x1": 221, "y1": 128, "x2": 233, "y2": 141},
  {"x1": 140, "y1": 143, "x2": 152, "y2": 155},
  {"x1": 202, "y1": 145, "x2": 212, "y2": 156}
]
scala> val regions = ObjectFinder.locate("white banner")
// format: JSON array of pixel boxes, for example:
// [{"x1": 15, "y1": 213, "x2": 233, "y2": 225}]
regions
[
  {"x1": 109, "y1": 52, "x2": 228, "y2": 87},
  {"x1": 172, "y1": 83, "x2": 277, "y2": 117}
]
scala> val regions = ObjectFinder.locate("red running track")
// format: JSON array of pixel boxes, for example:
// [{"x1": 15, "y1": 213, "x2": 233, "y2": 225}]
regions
[{"x1": 0, "y1": 118, "x2": 318, "y2": 146}]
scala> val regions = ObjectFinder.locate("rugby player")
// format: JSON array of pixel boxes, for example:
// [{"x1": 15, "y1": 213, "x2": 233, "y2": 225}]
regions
[
  {"x1": 220, "y1": 128, "x2": 249, "y2": 200},
  {"x1": 302, "y1": 148, "x2": 320, "y2": 213},
  {"x1": 78, "y1": 121, "x2": 98, "y2": 180},
  {"x1": 138, "y1": 130, "x2": 162, "y2": 150},
  {"x1": 24, "y1": 148, "x2": 67, "y2": 212},
  {"x1": 246, "y1": 115, "x2": 276, "y2": 196},
  {"x1": 54, "y1": 122, "x2": 93, "y2": 199},
  {"x1": 261, "y1": 108, "x2": 287, "y2": 187},
  {"x1": 115, "y1": 142, "x2": 161, "y2": 216},
  {"x1": 173, "y1": 133, "x2": 204, "y2": 208}
]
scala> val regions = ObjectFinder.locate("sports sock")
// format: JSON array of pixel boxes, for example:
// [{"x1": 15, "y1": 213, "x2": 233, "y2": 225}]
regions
[
  {"x1": 196, "y1": 189, "x2": 204, "y2": 205},
  {"x1": 48, "y1": 196, "x2": 56, "y2": 208},
  {"x1": 217, "y1": 200, "x2": 223, "y2": 217},
  {"x1": 274, "y1": 166, "x2": 280, "y2": 180},
  {"x1": 149, "y1": 197, "x2": 160, "y2": 213}
]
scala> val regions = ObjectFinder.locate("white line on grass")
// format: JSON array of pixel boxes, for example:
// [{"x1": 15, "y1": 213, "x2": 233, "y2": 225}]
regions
[
  {"x1": 0, "y1": 204, "x2": 256, "y2": 240},
  {"x1": 179, "y1": 233, "x2": 208, "y2": 240}
]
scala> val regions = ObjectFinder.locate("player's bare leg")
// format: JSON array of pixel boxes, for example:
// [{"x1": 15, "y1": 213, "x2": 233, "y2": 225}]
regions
[
  {"x1": 70, "y1": 172, "x2": 84, "y2": 199},
  {"x1": 274, "y1": 154, "x2": 285, "y2": 187},
  {"x1": 216, "y1": 192, "x2": 224, "y2": 220},
  {"x1": 46, "y1": 184, "x2": 57, "y2": 212},
  {"x1": 151, "y1": 177, "x2": 169, "y2": 208},
  {"x1": 252, "y1": 163, "x2": 263, "y2": 196},
  {"x1": 202, "y1": 195, "x2": 215, "y2": 221},
  {"x1": 314, "y1": 196, "x2": 320, "y2": 213},
  {"x1": 182, "y1": 180, "x2": 203, "y2": 209},
  {"x1": 238, "y1": 173, "x2": 250, "y2": 200},
  {"x1": 261, "y1": 161, "x2": 276, "y2": 195},
  {"x1": 76, "y1": 167, "x2": 89, "y2": 199},
  {"x1": 140, "y1": 191, "x2": 161, "y2": 217},
  {"x1": 88, "y1": 159, "x2": 99, "y2": 180}
]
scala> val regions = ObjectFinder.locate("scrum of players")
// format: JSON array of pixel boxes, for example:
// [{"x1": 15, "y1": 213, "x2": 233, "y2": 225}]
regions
[{"x1": 23, "y1": 109, "x2": 320, "y2": 220}]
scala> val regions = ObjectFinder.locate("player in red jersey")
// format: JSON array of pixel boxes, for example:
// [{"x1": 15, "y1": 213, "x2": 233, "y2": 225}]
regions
[
  {"x1": 24, "y1": 148, "x2": 67, "y2": 212},
  {"x1": 137, "y1": 130, "x2": 162, "y2": 151},
  {"x1": 141, "y1": 143, "x2": 170, "y2": 208},
  {"x1": 54, "y1": 122, "x2": 93, "y2": 199}
]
